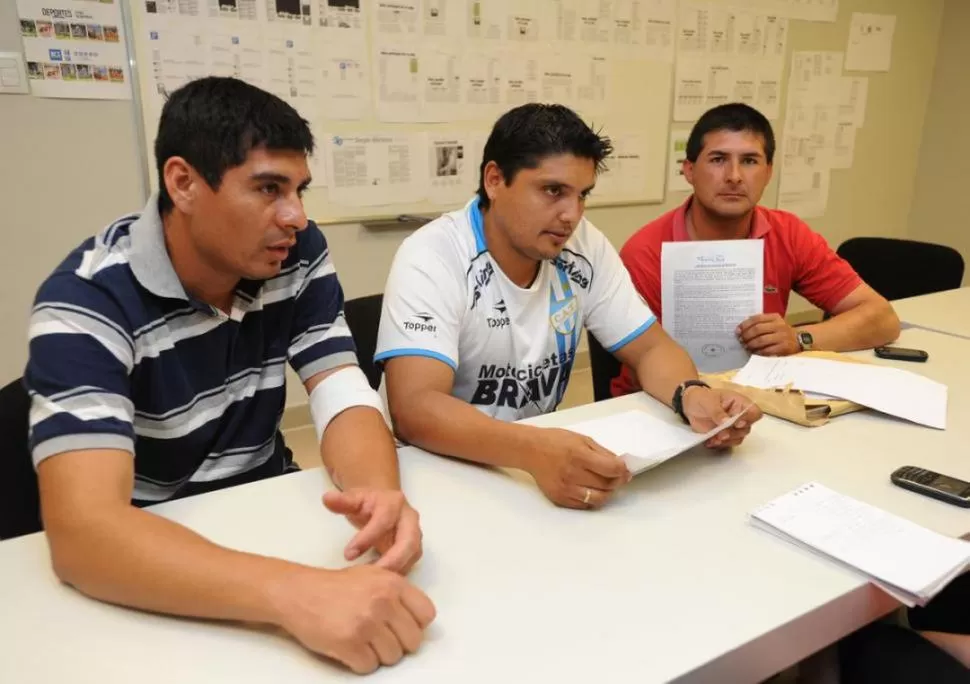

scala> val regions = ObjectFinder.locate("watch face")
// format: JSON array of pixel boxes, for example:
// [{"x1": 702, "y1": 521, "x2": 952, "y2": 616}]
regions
[{"x1": 798, "y1": 331, "x2": 814, "y2": 347}]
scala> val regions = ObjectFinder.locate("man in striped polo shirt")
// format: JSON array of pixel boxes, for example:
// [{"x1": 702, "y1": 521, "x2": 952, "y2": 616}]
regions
[{"x1": 26, "y1": 77, "x2": 434, "y2": 674}]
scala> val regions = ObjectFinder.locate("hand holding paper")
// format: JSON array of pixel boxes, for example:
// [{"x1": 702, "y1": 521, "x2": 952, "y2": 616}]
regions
[
  {"x1": 682, "y1": 388, "x2": 762, "y2": 449},
  {"x1": 564, "y1": 406, "x2": 754, "y2": 478}
]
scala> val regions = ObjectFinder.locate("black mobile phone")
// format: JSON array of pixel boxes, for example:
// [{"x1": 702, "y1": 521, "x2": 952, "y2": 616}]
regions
[
  {"x1": 874, "y1": 346, "x2": 929, "y2": 362},
  {"x1": 890, "y1": 466, "x2": 970, "y2": 508}
]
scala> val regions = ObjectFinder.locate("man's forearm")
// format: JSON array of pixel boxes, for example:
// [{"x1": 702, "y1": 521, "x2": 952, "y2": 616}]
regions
[
  {"x1": 801, "y1": 301, "x2": 900, "y2": 352},
  {"x1": 392, "y1": 392, "x2": 541, "y2": 472},
  {"x1": 634, "y1": 340, "x2": 699, "y2": 407},
  {"x1": 47, "y1": 505, "x2": 301, "y2": 626},
  {"x1": 321, "y1": 406, "x2": 401, "y2": 490}
]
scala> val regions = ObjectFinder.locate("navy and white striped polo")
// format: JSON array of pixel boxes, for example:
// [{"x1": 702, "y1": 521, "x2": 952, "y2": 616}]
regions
[{"x1": 25, "y1": 195, "x2": 357, "y2": 503}]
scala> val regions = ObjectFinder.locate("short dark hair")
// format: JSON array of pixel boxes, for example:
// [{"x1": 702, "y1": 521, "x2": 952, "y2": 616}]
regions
[
  {"x1": 477, "y1": 104, "x2": 613, "y2": 209},
  {"x1": 686, "y1": 103, "x2": 775, "y2": 164},
  {"x1": 154, "y1": 76, "x2": 314, "y2": 214}
]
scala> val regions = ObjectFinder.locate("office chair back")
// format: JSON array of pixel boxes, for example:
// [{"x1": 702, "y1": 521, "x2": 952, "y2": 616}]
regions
[
  {"x1": 836, "y1": 237, "x2": 964, "y2": 301},
  {"x1": 343, "y1": 294, "x2": 385, "y2": 390},
  {"x1": 0, "y1": 378, "x2": 42, "y2": 540},
  {"x1": 587, "y1": 333, "x2": 621, "y2": 403}
]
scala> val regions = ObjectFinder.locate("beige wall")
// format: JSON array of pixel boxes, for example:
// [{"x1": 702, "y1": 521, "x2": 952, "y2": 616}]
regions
[
  {"x1": 908, "y1": 0, "x2": 970, "y2": 266},
  {"x1": 0, "y1": 0, "x2": 948, "y2": 411}
]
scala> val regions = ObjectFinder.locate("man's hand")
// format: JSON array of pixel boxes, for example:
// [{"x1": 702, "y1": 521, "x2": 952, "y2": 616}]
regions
[
  {"x1": 324, "y1": 489, "x2": 423, "y2": 575},
  {"x1": 524, "y1": 428, "x2": 631, "y2": 509},
  {"x1": 682, "y1": 386, "x2": 762, "y2": 449},
  {"x1": 272, "y1": 564, "x2": 436, "y2": 674},
  {"x1": 736, "y1": 313, "x2": 800, "y2": 356}
]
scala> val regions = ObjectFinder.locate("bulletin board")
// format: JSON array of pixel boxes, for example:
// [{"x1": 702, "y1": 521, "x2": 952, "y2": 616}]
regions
[{"x1": 125, "y1": 0, "x2": 680, "y2": 224}]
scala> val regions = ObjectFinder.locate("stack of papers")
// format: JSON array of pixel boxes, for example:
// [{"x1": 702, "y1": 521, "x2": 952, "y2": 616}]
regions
[
  {"x1": 563, "y1": 409, "x2": 744, "y2": 475},
  {"x1": 732, "y1": 355, "x2": 947, "y2": 429},
  {"x1": 751, "y1": 482, "x2": 970, "y2": 607}
]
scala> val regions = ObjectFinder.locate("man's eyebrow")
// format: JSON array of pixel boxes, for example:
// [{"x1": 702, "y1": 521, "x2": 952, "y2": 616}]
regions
[{"x1": 249, "y1": 172, "x2": 292, "y2": 184}]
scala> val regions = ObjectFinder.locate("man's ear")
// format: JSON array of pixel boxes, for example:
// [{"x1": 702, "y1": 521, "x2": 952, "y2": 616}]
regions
[
  {"x1": 682, "y1": 159, "x2": 695, "y2": 187},
  {"x1": 163, "y1": 157, "x2": 201, "y2": 214},
  {"x1": 482, "y1": 160, "x2": 506, "y2": 203}
]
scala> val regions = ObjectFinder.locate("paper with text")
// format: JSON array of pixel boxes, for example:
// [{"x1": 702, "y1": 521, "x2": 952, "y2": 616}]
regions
[
  {"x1": 846, "y1": 13, "x2": 896, "y2": 72},
  {"x1": 751, "y1": 482, "x2": 970, "y2": 606},
  {"x1": 662, "y1": 240, "x2": 764, "y2": 373}
]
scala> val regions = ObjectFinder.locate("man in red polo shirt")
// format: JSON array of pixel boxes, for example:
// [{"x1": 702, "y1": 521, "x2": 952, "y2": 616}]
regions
[{"x1": 612, "y1": 103, "x2": 899, "y2": 397}]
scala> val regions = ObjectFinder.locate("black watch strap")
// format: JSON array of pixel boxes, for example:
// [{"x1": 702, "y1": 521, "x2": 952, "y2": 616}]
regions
[{"x1": 672, "y1": 380, "x2": 711, "y2": 423}]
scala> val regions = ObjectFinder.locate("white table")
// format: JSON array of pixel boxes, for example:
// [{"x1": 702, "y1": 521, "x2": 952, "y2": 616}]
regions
[
  {"x1": 3, "y1": 328, "x2": 970, "y2": 684},
  {"x1": 893, "y1": 287, "x2": 970, "y2": 338}
]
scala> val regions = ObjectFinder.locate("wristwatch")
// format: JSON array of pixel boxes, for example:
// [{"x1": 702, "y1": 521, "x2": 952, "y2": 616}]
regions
[
  {"x1": 797, "y1": 330, "x2": 814, "y2": 352},
  {"x1": 672, "y1": 379, "x2": 710, "y2": 424}
]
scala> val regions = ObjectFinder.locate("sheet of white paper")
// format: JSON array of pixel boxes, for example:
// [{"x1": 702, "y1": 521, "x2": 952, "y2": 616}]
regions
[
  {"x1": 595, "y1": 131, "x2": 650, "y2": 202},
  {"x1": 846, "y1": 12, "x2": 895, "y2": 72},
  {"x1": 564, "y1": 409, "x2": 747, "y2": 475},
  {"x1": 208, "y1": 25, "x2": 264, "y2": 88},
  {"x1": 421, "y1": 47, "x2": 462, "y2": 121},
  {"x1": 324, "y1": 132, "x2": 427, "y2": 207},
  {"x1": 838, "y1": 76, "x2": 868, "y2": 127},
  {"x1": 754, "y1": 60, "x2": 783, "y2": 120},
  {"x1": 733, "y1": 355, "x2": 948, "y2": 429},
  {"x1": 578, "y1": 0, "x2": 611, "y2": 44},
  {"x1": 374, "y1": 1, "x2": 419, "y2": 36},
  {"x1": 540, "y1": 54, "x2": 575, "y2": 104},
  {"x1": 830, "y1": 121, "x2": 856, "y2": 170},
  {"x1": 318, "y1": 41, "x2": 371, "y2": 120},
  {"x1": 374, "y1": 43, "x2": 421, "y2": 121},
  {"x1": 672, "y1": 55, "x2": 708, "y2": 122},
  {"x1": 426, "y1": 132, "x2": 480, "y2": 206},
  {"x1": 677, "y1": 2, "x2": 709, "y2": 54},
  {"x1": 264, "y1": 28, "x2": 320, "y2": 122},
  {"x1": 507, "y1": 4, "x2": 542, "y2": 42},
  {"x1": 141, "y1": 19, "x2": 208, "y2": 119},
  {"x1": 667, "y1": 128, "x2": 692, "y2": 194},
  {"x1": 18, "y1": 0, "x2": 132, "y2": 100},
  {"x1": 642, "y1": 0, "x2": 676, "y2": 63},
  {"x1": 0, "y1": 51, "x2": 29, "y2": 94},
  {"x1": 662, "y1": 240, "x2": 764, "y2": 373},
  {"x1": 502, "y1": 52, "x2": 539, "y2": 106},
  {"x1": 751, "y1": 482, "x2": 970, "y2": 605},
  {"x1": 318, "y1": 0, "x2": 366, "y2": 32},
  {"x1": 574, "y1": 54, "x2": 608, "y2": 115},
  {"x1": 548, "y1": 0, "x2": 577, "y2": 42},
  {"x1": 467, "y1": 0, "x2": 505, "y2": 40},
  {"x1": 777, "y1": 168, "x2": 830, "y2": 219},
  {"x1": 422, "y1": 0, "x2": 458, "y2": 37},
  {"x1": 461, "y1": 50, "x2": 502, "y2": 115},
  {"x1": 266, "y1": 0, "x2": 311, "y2": 24}
]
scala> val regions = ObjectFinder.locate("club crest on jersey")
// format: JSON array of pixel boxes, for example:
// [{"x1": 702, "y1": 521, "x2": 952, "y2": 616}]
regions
[{"x1": 549, "y1": 296, "x2": 578, "y2": 335}]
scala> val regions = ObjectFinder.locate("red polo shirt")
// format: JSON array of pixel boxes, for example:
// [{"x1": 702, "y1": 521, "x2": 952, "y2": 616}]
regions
[{"x1": 611, "y1": 197, "x2": 862, "y2": 397}]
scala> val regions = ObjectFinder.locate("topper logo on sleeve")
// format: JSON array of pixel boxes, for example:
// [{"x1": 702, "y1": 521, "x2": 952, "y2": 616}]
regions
[{"x1": 404, "y1": 312, "x2": 437, "y2": 334}]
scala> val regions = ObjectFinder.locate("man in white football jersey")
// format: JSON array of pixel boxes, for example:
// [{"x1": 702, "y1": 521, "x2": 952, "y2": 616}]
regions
[{"x1": 375, "y1": 104, "x2": 761, "y2": 510}]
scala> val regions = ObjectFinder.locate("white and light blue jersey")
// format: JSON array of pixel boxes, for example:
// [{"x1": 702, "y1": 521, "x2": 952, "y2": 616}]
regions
[{"x1": 375, "y1": 197, "x2": 656, "y2": 422}]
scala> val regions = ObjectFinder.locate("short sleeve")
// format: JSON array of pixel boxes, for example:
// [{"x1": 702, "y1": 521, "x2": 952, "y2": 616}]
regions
[
  {"x1": 374, "y1": 229, "x2": 465, "y2": 370},
  {"x1": 25, "y1": 275, "x2": 136, "y2": 465},
  {"x1": 287, "y1": 224, "x2": 359, "y2": 382},
  {"x1": 791, "y1": 221, "x2": 863, "y2": 313},
  {"x1": 583, "y1": 223, "x2": 657, "y2": 353}
]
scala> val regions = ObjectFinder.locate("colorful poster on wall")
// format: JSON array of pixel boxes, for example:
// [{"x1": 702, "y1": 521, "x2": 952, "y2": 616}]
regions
[{"x1": 17, "y1": 0, "x2": 132, "y2": 99}]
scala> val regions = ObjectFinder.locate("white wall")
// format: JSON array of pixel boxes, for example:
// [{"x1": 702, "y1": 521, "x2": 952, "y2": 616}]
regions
[{"x1": 908, "y1": 0, "x2": 970, "y2": 266}]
